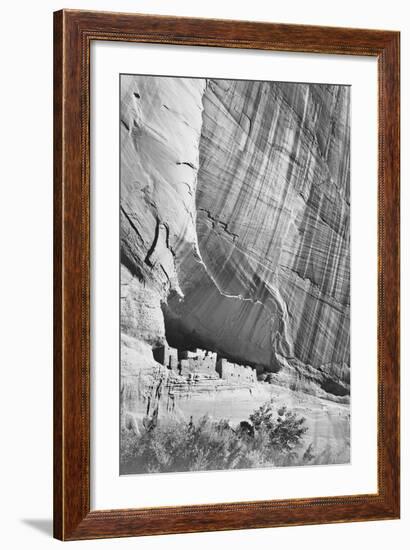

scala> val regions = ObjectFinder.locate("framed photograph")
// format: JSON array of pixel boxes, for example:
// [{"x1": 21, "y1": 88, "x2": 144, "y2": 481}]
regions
[{"x1": 54, "y1": 9, "x2": 400, "y2": 540}]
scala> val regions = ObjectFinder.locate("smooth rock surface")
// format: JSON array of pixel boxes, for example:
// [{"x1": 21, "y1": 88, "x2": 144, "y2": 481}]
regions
[
  {"x1": 166, "y1": 79, "x2": 350, "y2": 396},
  {"x1": 120, "y1": 75, "x2": 351, "y2": 463}
]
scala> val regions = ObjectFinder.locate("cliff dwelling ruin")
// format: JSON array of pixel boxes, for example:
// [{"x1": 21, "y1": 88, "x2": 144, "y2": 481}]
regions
[{"x1": 153, "y1": 343, "x2": 257, "y2": 384}]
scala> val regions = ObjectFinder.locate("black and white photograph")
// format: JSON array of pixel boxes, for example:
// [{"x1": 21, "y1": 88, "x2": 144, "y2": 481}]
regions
[{"x1": 120, "y1": 74, "x2": 351, "y2": 475}]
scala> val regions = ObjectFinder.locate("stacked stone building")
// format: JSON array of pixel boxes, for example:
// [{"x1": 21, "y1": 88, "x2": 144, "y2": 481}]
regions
[
  {"x1": 216, "y1": 358, "x2": 257, "y2": 384},
  {"x1": 179, "y1": 349, "x2": 217, "y2": 375},
  {"x1": 153, "y1": 343, "x2": 257, "y2": 384}
]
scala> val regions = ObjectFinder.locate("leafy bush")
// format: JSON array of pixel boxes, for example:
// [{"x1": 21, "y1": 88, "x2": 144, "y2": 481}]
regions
[
  {"x1": 120, "y1": 401, "x2": 313, "y2": 474},
  {"x1": 250, "y1": 403, "x2": 308, "y2": 453}
]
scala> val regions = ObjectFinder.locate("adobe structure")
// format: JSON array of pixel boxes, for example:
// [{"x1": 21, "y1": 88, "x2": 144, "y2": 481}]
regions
[
  {"x1": 216, "y1": 358, "x2": 257, "y2": 384},
  {"x1": 152, "y1": 342, "x2": 178, "y2": 370},
  {"x1": 153, "y1": 344, "x2": 257, "y2": 384},
  {"x1": 179, "y1": 349, "x2": 217, "y2": 375}
]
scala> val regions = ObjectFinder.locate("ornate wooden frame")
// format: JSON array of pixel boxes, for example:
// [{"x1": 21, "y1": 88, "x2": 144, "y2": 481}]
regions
[{"x1": 53, "y1": 9, "x2": 400, "y2": 541}]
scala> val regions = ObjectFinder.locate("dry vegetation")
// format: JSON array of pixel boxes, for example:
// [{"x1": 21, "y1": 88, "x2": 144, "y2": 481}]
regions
[{"x1": 121, "y1": 401, "x2": 315, "y2": 474}]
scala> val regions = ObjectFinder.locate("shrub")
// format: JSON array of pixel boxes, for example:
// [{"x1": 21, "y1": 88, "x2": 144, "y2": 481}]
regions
[
  {"x1": 120, "y1": 401, "x2": 312, "y2": 474},
  {"x1": 250, "y1": 402, "x2": 308, "y2": 453}
]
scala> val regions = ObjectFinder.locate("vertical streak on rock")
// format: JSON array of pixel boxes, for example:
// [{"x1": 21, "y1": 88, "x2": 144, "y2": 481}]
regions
[
  {"x1": 190, "y1": 80, "x2": 350, "y2": 394},
  {"x1": 120, "y1": 75, "x2": 351, "y2": 402}
]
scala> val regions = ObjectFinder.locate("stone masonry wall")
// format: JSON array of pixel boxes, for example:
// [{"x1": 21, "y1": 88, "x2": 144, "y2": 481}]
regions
[
  {"x1": 153, "y1": 344, "x2": 256, "y2": 383},
  {"x1": 216, "y1": 358, "x2": 257, "y2": 384}
]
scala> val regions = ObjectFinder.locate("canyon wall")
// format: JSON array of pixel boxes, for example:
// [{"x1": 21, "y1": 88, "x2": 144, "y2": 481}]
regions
[
  {"x1": 120, "y1": 75, "x2": 351, "y2": 437},
  {"x1": 165, "y1": 79, "x2": 350, "y2": 396}
]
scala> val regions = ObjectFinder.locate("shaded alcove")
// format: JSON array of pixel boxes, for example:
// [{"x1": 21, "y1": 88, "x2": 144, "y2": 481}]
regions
[{"x1": 160, "y1": 299, "x2": 263, "y2": 372}]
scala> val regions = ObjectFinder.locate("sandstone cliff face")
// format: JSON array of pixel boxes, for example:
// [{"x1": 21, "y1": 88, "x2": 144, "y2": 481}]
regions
[
  {"x1": 120, "y1": 75, "x2": 206, "y2": 307},
  {"x1": 165, "y1": 80, "x2": 350, "y2": 396},
  {"x1": 120, "y1": 75, "x2": 350, "y2": 439}
]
